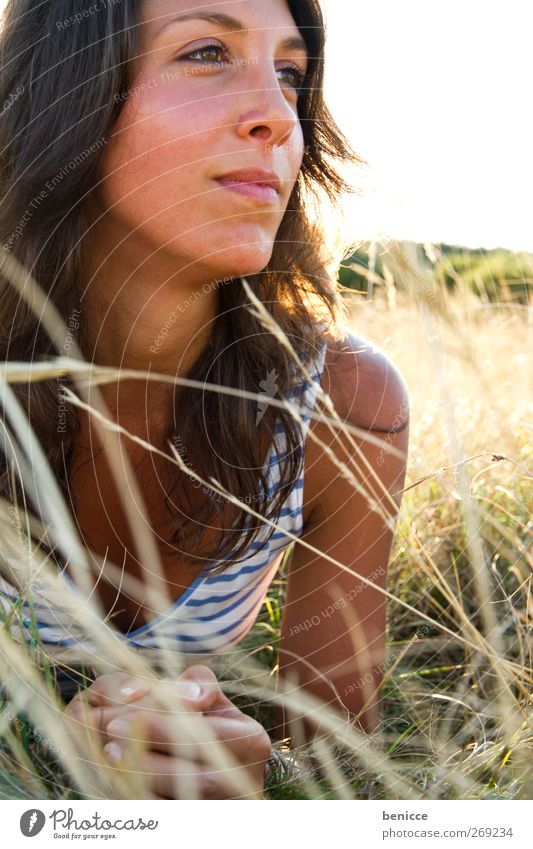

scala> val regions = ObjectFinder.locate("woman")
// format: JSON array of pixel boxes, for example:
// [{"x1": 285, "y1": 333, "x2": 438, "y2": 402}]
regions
[{"x1": 0, "y1": 0, "x2": 409, "y2": 798}]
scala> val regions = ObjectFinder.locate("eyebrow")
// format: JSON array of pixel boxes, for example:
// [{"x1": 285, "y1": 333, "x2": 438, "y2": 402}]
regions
[{"x1": 151, "y1": 11, "x2": 309, "y2": 56}]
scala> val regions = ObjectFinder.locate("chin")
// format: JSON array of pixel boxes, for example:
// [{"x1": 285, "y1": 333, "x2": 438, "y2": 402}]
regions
[{"x1": 206, "y1": 240, "x2": 275, "y2": 280}]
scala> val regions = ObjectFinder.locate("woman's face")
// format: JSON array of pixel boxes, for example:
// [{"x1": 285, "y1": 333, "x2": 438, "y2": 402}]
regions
[{"x1": 94, "y1": 0, "x2": 309, "y2": 281}]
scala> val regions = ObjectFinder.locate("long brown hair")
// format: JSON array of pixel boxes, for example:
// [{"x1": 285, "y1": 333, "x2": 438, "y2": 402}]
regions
[{"x1": 0, "y1": 0, "x2": 364, "y2": 573}]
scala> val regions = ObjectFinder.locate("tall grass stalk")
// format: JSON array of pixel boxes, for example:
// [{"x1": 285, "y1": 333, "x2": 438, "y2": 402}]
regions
[{"x1": 0, "y1": 240, "x2": 531, "y2": 799}]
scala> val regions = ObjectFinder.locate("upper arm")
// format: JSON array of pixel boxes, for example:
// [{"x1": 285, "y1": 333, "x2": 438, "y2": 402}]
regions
[
  {"x1": 303, "y1": 328, "x2": 410, "y2": 524},
  {"x1": 277, "y1": 330, "x2": 410, "y2": 733}
]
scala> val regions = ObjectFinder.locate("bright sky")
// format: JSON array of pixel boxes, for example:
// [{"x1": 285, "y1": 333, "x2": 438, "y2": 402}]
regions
[
  {"x1": 321, "y1": 0, "x2": 533, "y2": 253},
  {"x1": 1, "y1": 0, "x2": 531, "y2": 252}
]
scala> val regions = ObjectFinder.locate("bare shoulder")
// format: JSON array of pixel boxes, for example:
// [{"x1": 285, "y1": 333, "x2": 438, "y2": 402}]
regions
[
  {"x1": 321, "y1": 328, "x2": 410, "y2": 430},
  {"x1": 302, "y1": 328, "x2": 410, "y2": 524}
]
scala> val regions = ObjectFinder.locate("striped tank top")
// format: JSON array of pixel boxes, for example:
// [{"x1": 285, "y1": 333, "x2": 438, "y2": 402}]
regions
[{"x1": 0, "y1": 336, "x2": 328, "y2": 664}]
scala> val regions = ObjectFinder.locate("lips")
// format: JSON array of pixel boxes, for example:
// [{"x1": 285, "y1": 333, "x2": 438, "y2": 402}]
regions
[
  {"x1": 215, "y1": 168, "x2": 281, "y2": 204},
  {"x1": 214, "y1": 168, "x2": 282, "y2": 194}
]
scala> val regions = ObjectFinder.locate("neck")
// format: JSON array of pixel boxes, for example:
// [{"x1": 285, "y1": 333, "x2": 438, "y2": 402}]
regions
[{"x1": 78, "y1": 210, "x2": 224, "y2": 432}]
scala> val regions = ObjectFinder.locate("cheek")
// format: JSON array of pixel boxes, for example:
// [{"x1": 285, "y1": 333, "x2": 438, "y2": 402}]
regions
[
  {"x1": 94, "y1": 84, "x2": 303, "y2": 274},
  {"x1": 284, "y1": 125, "x2": 305, "y2": 181},
  {"x1": 97, "y1": 90, "x2": 223, "y2": 220}
]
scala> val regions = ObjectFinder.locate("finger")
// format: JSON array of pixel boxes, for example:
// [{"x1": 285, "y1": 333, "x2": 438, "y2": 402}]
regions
[
  {"x1": 89, "y1": 683, "x2": 206, "y2": 730},
  {"x1": 100, "y1": 669, "x2": 236, "y2": 719},
  {"x1": 103, "y1": 708, "x2": 211, "y2": 761},
  {"x1": 102, "y1": 739, "x2": 204, "y2": 798},
  {"x1": 73, "y1": 667, "x2": 234, "y2": 723},
  {"x1": 67, "y1": 677, "x2": 206, "y2": 735},
  {"x1": 177, "y1": 666, "x2": 242, "y2": 718},
  {"x1": 104, "y1": 710, "x2": 271, "y2": 771},
  {"x1": 100, "y1": 737, "x2": 193, "y2": 800},
  {"x1": 94, "y1": 673, "x2": 209, "y2": 713},
  {"x1": 147, "y1": 753, "x2": 212, "y2": 800},
  {"x1": 83, "y1": 673, "x2": 152, "y2": 708},
  {"x1": 141, "y1": 751, "x2": 261, "y2": 800},
  {"x1": 193, "y1": 714, "x2": 272, "y2": 768}
]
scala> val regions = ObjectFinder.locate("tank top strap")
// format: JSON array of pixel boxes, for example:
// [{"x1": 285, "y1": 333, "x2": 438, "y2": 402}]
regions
[
  {"x1": 270, "y1": 327, "x2": 328, "y2": 539},
  {"x1": 297, "y1": 325, "x2": 328, "y2": 427},
  {"x1": 264, "y1": 325, "x2": 328, "y2": 498}
]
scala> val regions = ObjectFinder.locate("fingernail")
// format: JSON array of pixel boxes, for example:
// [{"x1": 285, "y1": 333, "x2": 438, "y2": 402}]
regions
[
  {"x1": 178, "y1": 683, "x2": 202, "y2": 701},
  {"x1": 120, "y1": 683, "x2": 150, "y2": 702},
  {"x1": 106, "y1": 719, "x2": 131, "y2": 737},
  {"x1": 103, "y1": 741, "x2": 122, "y2": 763}
]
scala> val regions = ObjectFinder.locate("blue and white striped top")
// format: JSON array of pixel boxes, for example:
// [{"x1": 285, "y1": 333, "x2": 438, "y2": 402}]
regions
[{"x1": 0, "y1": 336, "x2": 328, "y2": 662}]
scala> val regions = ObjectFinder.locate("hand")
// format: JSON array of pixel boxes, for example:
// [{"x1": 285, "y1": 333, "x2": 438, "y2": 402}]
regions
[{"x1": 64, "y1": 665, "x2": 271, "y2": 799}]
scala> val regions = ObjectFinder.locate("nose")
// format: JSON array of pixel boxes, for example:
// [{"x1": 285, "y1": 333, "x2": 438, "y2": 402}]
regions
[{"x1": 233, "y1": 64, "x2": 300, "y2": 149}]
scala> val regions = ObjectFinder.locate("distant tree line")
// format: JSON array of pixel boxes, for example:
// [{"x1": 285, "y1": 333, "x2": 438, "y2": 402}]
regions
[{"x1": 338, "y1": 242, "x2": 533, "y2": 304}]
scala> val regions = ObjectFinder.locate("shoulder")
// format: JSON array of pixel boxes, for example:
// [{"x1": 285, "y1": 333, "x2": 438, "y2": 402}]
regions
[
  {"x1": 302, "y1": 328, "x2": 410, "y2": 525},
  {"x1": 321, "y1": 328, "x2": 410, "y2": 432}
]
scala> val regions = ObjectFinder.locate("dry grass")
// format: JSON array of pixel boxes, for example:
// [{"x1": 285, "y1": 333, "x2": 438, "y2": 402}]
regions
[
  {"x1": 0, "y1": 239, "x2": 531, "y2": 800},
  {"x1": 248, "y1": 241, "x2": 532, "y2": 799}
]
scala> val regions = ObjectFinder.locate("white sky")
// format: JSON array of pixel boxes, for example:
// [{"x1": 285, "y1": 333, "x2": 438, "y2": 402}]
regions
[
  {"x1": 322, "y1": 0, "x2": 533, "y2": 252},
  {"x1": 1, "y1": 0, "x2": 531, "y2": 252}
]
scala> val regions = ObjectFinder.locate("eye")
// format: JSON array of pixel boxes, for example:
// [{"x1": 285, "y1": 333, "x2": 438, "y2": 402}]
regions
[
  {"x1": 277, "y1": 65, "x2": 306, "y2": 93},
  {"x1": 179, "y1": 42, "x2": 230, "y2": 65}
]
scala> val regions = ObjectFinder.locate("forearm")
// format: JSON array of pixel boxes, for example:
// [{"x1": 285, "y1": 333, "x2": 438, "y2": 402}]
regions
[{"x1": 274, "y1": 660, "x2": 383, "y2": 749}]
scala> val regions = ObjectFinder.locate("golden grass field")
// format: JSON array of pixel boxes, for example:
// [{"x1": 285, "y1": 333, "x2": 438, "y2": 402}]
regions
[{"x1": 0, "y1": 239, "x2": 531, "y2": 800}]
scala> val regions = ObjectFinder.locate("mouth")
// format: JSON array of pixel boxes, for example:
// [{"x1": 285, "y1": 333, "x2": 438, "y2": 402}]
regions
[{"x1": 214, "y1": 169, "x2": 282, "y2": 205}]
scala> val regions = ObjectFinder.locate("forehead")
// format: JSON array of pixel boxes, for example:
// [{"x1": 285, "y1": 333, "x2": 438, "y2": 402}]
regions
[{"x1": 138, "y1": 0, "x2": 301, "y2": 41}]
